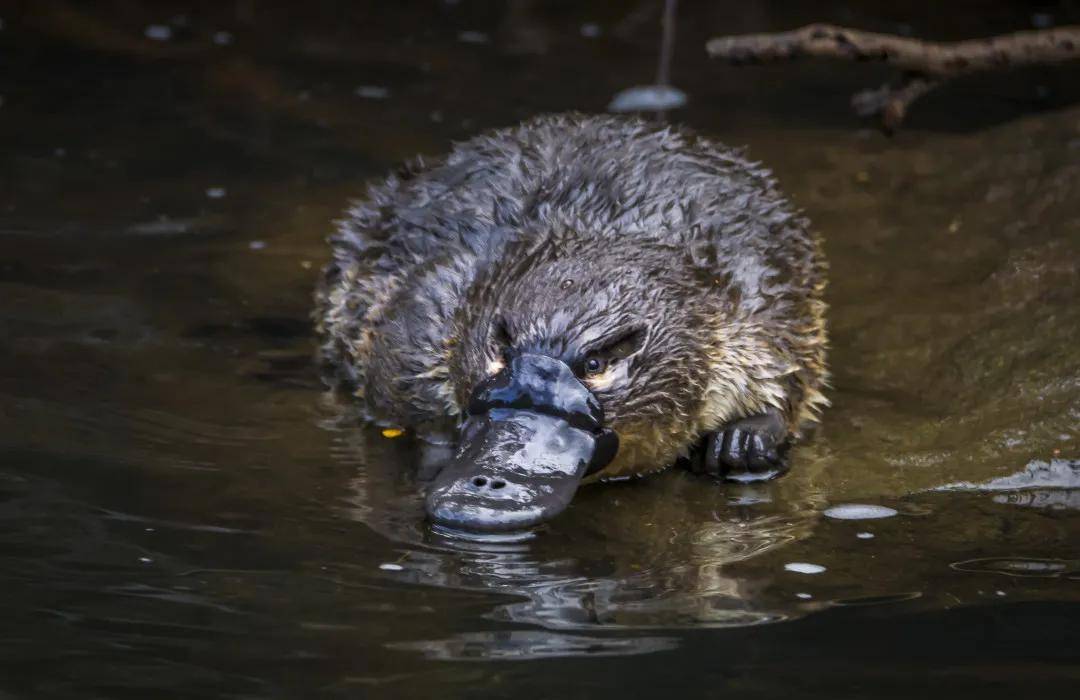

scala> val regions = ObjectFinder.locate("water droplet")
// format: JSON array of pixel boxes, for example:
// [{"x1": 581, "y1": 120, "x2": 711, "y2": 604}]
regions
[
  {"x1": 796, "y1": 592, "x2": 812, "y2": 599},
  {"x1": 824, "y1": 504, "x2": 898, "y2": 520},
  {"x1": 249, "y1": 240, "x2": 266, "y2": 250},
  {"x1": 856, "y1": 532, "x2": 875, "y2": 539},
  {"x1": 379, "y1": 563, "x2": 404, "y2": 571},
  {"x1": 784, "y1": 562, "x2": 826, "y2": 575},
  {"x1": 205, "y1": 187, "x2": 226, "y2": 199}
]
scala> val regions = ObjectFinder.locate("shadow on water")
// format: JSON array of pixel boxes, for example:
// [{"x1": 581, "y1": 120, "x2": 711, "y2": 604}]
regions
[{"x1": 1, "y1": 0, "x2": 1079, "y2": 697}]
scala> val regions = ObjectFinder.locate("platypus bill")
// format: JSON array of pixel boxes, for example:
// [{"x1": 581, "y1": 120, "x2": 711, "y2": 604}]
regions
[{"x1": 316, "y1": 113, "x2": 828, "y2": 533}]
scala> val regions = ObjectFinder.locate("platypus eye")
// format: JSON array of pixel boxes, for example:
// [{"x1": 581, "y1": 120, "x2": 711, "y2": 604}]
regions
[
  {"x1": 583, "y1": 356, "x2": 606, "y2": 376},
  {"x1": 578, "y1": 327, "x2": 646, "y2": 379}
]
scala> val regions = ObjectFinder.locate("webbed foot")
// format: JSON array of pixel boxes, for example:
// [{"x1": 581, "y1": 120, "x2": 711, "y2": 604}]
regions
[{"x1": 691, "y1": 409, "x2": 790, "y2": 482}]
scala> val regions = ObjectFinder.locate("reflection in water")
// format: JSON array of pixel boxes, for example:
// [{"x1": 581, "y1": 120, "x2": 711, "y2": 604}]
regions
[
  {"x1": 335, "y1": 412, "x2": 823, "y2": 641},
  {"x1": 992, "y1": 490, "x2": 1080, "y2": 510}
]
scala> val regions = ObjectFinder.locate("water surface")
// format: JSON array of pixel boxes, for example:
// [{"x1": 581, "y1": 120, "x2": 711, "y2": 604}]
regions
[{"x1": 1, "y1": 1, "x2": 1078, "y2": 698}]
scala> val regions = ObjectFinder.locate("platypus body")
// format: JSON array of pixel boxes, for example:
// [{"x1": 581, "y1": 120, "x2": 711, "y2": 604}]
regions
[{"x1": 316, "y1": 113, "x2": 828, "y2": 532}]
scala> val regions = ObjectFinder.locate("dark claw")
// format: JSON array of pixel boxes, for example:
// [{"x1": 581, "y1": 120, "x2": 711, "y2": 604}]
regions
[{"x1": 693, "y1": 410, "x2": 790, "y2": 482}]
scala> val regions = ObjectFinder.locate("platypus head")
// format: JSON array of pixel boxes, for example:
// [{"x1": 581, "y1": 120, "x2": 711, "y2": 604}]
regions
[{"x1": 426, "y1": 229, "x2": 725, "y2": 533}]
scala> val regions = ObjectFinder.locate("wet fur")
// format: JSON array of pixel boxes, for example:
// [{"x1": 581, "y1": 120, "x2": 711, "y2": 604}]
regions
[{"x1": 315, "y1": 113, "x2": 828, "y2": 479}]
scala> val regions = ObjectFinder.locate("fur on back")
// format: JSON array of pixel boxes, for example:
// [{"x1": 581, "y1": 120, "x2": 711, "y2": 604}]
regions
[{"x1": 315, "y1": 113, "x2": 827, "y2": 468}]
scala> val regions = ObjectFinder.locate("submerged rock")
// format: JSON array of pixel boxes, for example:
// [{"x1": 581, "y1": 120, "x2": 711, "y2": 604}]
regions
[{"x1": 932, "y1": 459, "x2": 1080, "y2": 492}]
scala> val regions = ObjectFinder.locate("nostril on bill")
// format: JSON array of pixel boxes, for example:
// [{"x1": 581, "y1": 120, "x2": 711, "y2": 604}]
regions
[{"x1": 468, "y1": 476, "x2": 507, "y2": 490}]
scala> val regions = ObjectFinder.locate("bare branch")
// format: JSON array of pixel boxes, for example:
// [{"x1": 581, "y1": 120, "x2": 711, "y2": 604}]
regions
[{"x1": 706, "y1": 24, "x2": 1080, "y2": 129}]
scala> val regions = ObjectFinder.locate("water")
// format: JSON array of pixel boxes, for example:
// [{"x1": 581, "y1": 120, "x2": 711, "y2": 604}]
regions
[{"x1": 1, "y1": 1, "x2": 1079, "y2": 697}]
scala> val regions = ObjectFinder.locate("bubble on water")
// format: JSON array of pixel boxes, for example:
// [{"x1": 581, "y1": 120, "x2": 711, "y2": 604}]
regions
[
  {"x1": 608, "y1": 85, "x2": 687, "y2": 112},
  {"x1": 205, "y1": 187, "x2": 226, "y2": 199},
  {"x1": 784, "y1": 562, "x2": 826, "y2": 575},
  {"x1": 355, "y1": 85, "x2": 389, "y2": 100},
  {"x1": 213, "y1": 31, "x2": 233, "y2": 46},
  {"x1": 249, "y1": 240, "x2": 266, "y2": 250},
  {"x1": 824, "y1": 504, "x2": 898, "y2": 520},
  {"x1": 379, "y1": 563, "x2": 404, "y2": 571},
  {"x1": 145, "y1": 24, "x2": 172, "y2": 41},
  {"x1": 139, "y1": 557, "x2": 153, "y2": 564},
  {"x1": 580, "y1": 23, "x2": 602, "y2": 38},
  {"x1": 796, "y1": 592, "x2": 812, "y2": 600},
  {"x1": 856, "y1": 532, "x2": 875, "y2": 539},
  {"x1": 458, "y1": 31, "x2": 489, "y2": 44}
]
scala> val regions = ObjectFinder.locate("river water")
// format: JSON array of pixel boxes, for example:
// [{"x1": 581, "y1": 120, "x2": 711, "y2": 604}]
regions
[{"x1": 1, "y1": 1, "x2": 1078, "y2": 698}]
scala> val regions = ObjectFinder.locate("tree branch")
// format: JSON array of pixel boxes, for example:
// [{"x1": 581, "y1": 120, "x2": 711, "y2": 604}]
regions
[{"x1": 706, "y1": 24, "x2": 1080, "y2": 130}]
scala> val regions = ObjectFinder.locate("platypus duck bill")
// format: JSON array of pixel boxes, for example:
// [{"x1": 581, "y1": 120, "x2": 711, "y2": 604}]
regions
[{"x1": 425, "y1": 353, "x2": 619, "y2": 533}]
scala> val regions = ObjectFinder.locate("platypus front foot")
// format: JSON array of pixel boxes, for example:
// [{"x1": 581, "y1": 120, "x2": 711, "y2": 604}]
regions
[{"x1": 692, "y1": 409, "x2": 790, "y2": 482}]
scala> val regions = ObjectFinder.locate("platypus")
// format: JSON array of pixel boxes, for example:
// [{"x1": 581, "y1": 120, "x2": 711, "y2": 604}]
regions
[{"x1": 315, "y1": 113, "x2": 827, "y2": 533}]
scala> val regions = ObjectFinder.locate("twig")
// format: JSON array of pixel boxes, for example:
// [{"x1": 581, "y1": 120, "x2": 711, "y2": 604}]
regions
[
  {"x1": 656, "y1": 0, "x2": 677, "y2": 86},
  {"x1": 706, "y1": 24, "x2": 1080, "y2": 130}
]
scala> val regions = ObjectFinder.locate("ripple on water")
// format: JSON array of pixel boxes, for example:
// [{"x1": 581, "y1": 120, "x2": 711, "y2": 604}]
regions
[
  {"x1": 830, "y1": 591, "x2": 924, "y2": 607},
  {"x1": 950, "y1": 557, "x2": 1079, "y2": 578},
  {"x1": 823, "y1": 504, "x2": 899, "y2": 520},
  {"x1": 388, "y1": 631, "x2": 679, "y2": 660}
]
